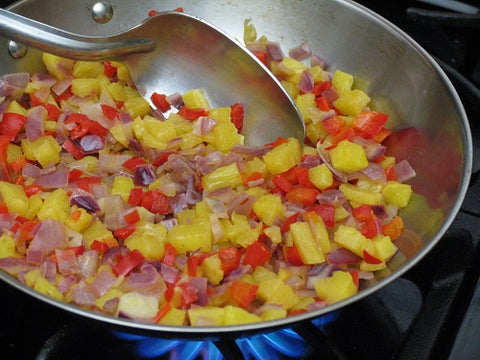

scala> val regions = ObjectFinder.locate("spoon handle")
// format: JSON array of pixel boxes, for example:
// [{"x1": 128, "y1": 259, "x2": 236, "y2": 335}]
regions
[{"x1": 0, "y1": 8, "x2": 155, "y2": 60}]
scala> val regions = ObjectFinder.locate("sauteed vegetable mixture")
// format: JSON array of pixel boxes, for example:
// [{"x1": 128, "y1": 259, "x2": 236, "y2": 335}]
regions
[{"x1": 0, "y1": 17, "x2": 415, "y2": 326}]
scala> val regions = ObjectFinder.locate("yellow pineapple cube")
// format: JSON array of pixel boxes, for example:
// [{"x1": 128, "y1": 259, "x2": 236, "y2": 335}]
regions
[
  {"x1": 201, "y1": 163, "x2": 244, "y2": 192},
  {"x1": 34, "y1": 277, "x2": 64, "y2": 301},
  {"x1": 334, "y1": 89, "x2": 371, "y2": 116},
  {"x1": 260, "y1": 307, "x2": 288, "y2": 321},
  {"x1": 42, "y1": 53, "x2": 74, "y2": 80},
  {"x1": 331, "y1": 69, "x2": 354, "y2": 94},
  {"x1": 126, "y1": 222, "x2": 167, "y2": 260},
  {"x1": 110, "y1": 176, "x2": 135, "y2": 203},
  {"x1": 263, "y1": 138, "x2": 302, "y2": 175},
  {"x1": 24, "y1": 194, "x2": 43, "y2": 220},
  {"x1": 295, "y1": 93, "x2": 316, "y2": 123},
  {"x1": 72, "y1": 61, "x2": 104, "y2": 78},
  {"x1": 257, "y1": 278, "x2": 299, "y2": 310},
  {"x1": 290, "y1": 222, "x2": 325, "y2": 264},
  {"x1": 382, "y1": 181, "x2": 413, "y2": 208},
  {"x1": 201, "y1": 253, "x2": 224, "y2": 285},
  {"x1": 281, "y1": 80, "x2": 300, "y2": 99},
  {"x1": 64, "y1": 207, "x2": 93, "y2": 233},
  {"x1": 106, "y1": 82, "x2": 127, "y2": 102},
  {"x1": 36, "y1": 188, "x2": 70, "y2": 222},
  {"x1": 314, "y1": 270, "x2": 357, "y2": 304},
  {"x1": 83, "y1": 219, "x2": 114, "y2": 247},
  {"x1": 182, "y1": 89, "x2": 211, "y2": 110},
  {"x1": 308, "y1": 164, "x2": 333, "y2": 190},
  {"x1": 158, "y1": 307, "x2": 186, "y2": 326},
  {"x1": 223, "y1": 305, "x2": 262, "y2": 325},
  {"x1": 0, "y1": 233, "x2": 16, "y2": 258},
  {"x1": 71, "y1": 78, "x2": 100, "y2": 97},
  {"x1": 263, "y1": 225, "x2": 282, "y2": 244},
  {"x1": 188, "y1": 305, "x2": 225, "y2": 326},
  {"x1": 0, "y1": 181, "x2": 29, "y2": 217},
  {"x1": 333, "y1": 225, "x2": 370, "y2": 257},
  {"x1": 253, "y1": 194, "x2": 284, "y2": 226},
  {"x1": 21, "y1": 135, "x2": 62, "y2": 168},
  {"x1": 306, "y1": 121, "x2": 329, "y2": 144},
  {"x1": 339, "y1": 183, "x2": 383, "y2": 206},
  {"x1": 166, "y1": 223, "x2": 212, "y2": 254},
  {"x1": 252, "y1": 266, "x2": 277, "y2": 283},
  {"x1": 208, "y1": 106, "x2": 231, "y2": 123},
  {"x1": 329, "y1": 140, "x2": 369, "y2": 173},
  {"x1": 124, "y1": 97, "x2": 150, "y2": 118}
]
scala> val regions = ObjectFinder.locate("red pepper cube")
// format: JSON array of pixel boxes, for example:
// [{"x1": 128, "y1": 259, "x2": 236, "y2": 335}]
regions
[
  {"x1": 112, "y1": 249, "x2": 145, "y2": 276},
  {"x1": 230, "y1": 103, "x2": 244, "y2": 131},
  {"x1": 150, "y1": 92, "x2": 171, "y2": 112},
  {"x1": 229, "y1": 281, "x2": 259, "y2": 309},
  {"x1": 352, "y1": 111, "x2": 389, "y2": 139},
  {"x1": 0, "y1": 113, "x2": 28, "y2": 140},
  {"x1": 243, "y1": 241, "x2": 271, "y2": 267},
  {"x1": 124, "y1": 209, "x2": 140, "y2": 225},
  {"x1": 218, "y1": 247, "x2": 241, "y2": 275}
]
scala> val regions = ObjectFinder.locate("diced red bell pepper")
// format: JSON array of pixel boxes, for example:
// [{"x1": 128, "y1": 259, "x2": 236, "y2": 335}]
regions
[
  {"x1": 112, "y1": 249, "x2": 145, "y2": 276},
  {"x1": 264, "y1": 136, "x2": 288, "y2": 147},
  {"x1": 352, "y1": 204, "x2": 373, "y2": 222},
  {"x1": 24, "y1": 184, "x2": 45, "y2": 197},
  {"x1": 128, "y1": 187, "x2": 143, "y2": 206},
  {"x1": 140, "y1": 189, "x2": 170, "y2": 215},
  {"x1": 315, "y1": 96, "x2": 333, "y2": 111},
  {"x1": 178, "y1": 282, "x2": 198, "y2": 306},
  {"x1": 148, "y1": 9, "x2": 160, "y2": 16},
  {"x1": 328, "y1": 126, "x2": 356, "y2": 146},
  {"x1": 113, "y1": 225, "x2": 136, "y2": 241},
  {"x1": 87, "y1": 121, "x2": 108, "y2": 138},
  {"x1": 153, "y1": 302, "x2": 172, "y2": 323},
  {"x1": 0, "y1": 113, "x2": 27, "y2": 140},
  {"x1": 372, "y1": 127, "x2": 392, "y2": 143},
  {"x1": 281, "y1": 212, "x2": 300, "y2": 234},
  {"x1": 10, "y1": 155, "x2": 26, "y2": 174},
  {"x1": 150, "y1": 92, "x2": 171, "y2": 112},
  {"x1": 68, "y1": 168, "x2": 84, "y2": 182},
  {"x1": 55, "y1": 87, "x2": 73, "y2": 102},
  {"x1": 229, "y1": 281, "x2": 259, "y2": 309},
  {"x1": 352, "y1": 111, "x2": 389, "y2": 139},
  {"x1": 77, "y1": 176, "x2": 101, "y2": 192},
  {"x1": 18, "y1": 220, "x2": 38, "y2": 242},
  {"x1": 381, "y1": 216, "x2": 404, "y2": 241},
  {"x1": 283, "y1": 245, "x2": 304, "y2": 266},
  {"x1": 65, "y1": 113, "x2": 91, "y2": 140},
  {"x1": 350, "y1": 270, "x2": 360, "y2": 288},
  {"x1": 62, "y1": 139, "x2": 84, "y2": 160},
  {"x1": 101, "y1": 104, "x2": 119, "y2": 121},
  {"x1": 29, "y1": 94, "x2": 43, "y2": 107},
  {"x1": 152, "y1": 151, "x2": 174, "y2": 167},
  {"x1": 243, "y1": 241, "x2": 271, "y2": 267},
  {"x1": 285, "y1": 186, "x2": 319, "y2": 207},
  {"x1": 122, "y1": 157, "x2": 147, "y2": 171},
  {"x1": 272, "y1": 173, "x2": 293, "y2": 192},
  {"x1": 360, "y1": 217, "x2": 380, "y2": 238},
  {"x1": 187, "y1": 255, "x2": 202, "y2": 277},
  {"x1": 313, "y1": 81, "x2": 333, "y2": 97},
  {"x1": 363, "y1": 250, "x2": 382, "y2": 264},
  {"x1": 90, "y1": 239, "x2": 109, "y2": 253},
  {"x1": 322, "y1": 116, "x2": 346, "y2": 136},
  {"x1": 294, "y1": 166, "x2": 314, "y2": 188},
  {"x1": 218, "y1": 247, "x2": 241, "y2": 275},
  {"x1": 177, "y1": 106, "x2": 208, "y2": 121},
  {"x1": 243, "y1": 171, "x2": 263, "y2": 186},
  {"x1": 0, "y1": 135, "x2": 12, "y2": 181},
  {"x1": 45, "y1": 104, "x2": 62, "y2": 121},
  {"x1": 103, "y1": 61, "x2": 117, "y2": 77},
  {"x1": 162, "y1": 243, "x2": 177, "y2": 267},
  {"x1": 124, "y1": 209, "x2": 140, "y2": 225},
  {"x1": 309, "y1": 203, "x2": 335, "y2": 228},
  {"x1": 230, "y1": 103, "x2": 244, "y2": 131},
  {"x1": 385, "y1": 164, "x2": 398, "y2": 181}
]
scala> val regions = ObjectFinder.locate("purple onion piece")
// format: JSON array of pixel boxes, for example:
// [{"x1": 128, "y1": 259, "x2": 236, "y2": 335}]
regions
[
  {"x1": 79, "y1": 134, "x2": 104, "y2": 154},
  {"x1": 134, "y1": 164, "x2": 156, "y2": 186},
  {"x1": 70, "y1": 194, "x2": 101, "y2": 212}
]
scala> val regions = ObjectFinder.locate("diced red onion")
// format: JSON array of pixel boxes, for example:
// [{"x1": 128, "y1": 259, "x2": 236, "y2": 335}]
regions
[
  {"x1": 97, "y1": 153, "x2": 132, "y2": 174},
  {"x1": 40, "y1": 257, "x2": 57, "y2": 283},
  {"x1": 79, "y1": 134, "x2": 104, "y2": 154},
  {"x1": 231, "y1": 144, "x2": 272, "y2": 157},
  {"x1": 22, "y1": 163, "x2": 41, "y2": 179},
  {"x1": 196, "y1": 151, "x2": 224, "y2": 175},
  {"x1": 321, "y1": 87, "x2": 339, "y2": 102},
  {"x1": 70, "y1": 189, "x2": 101, "y2": 212},
  {"x1": 27, "y1": 219, "x2": 67, "y2": 264},
  {"x1": 34, "y1": 167, "x2": 69, "y2": 188},
  {"x1": 78, "y1": 250, "x2": 100, "y2": 278},
  {"x1": 190, "y1": 276, "x2": 208, "y2": 306},
  {"x1": 326, "y1": 248, "x2": 361, "y2": 265},
  {"x1": 0, "y1": 257, "x2": 36, "y2": 275},
  {"x1": 266, "y1": 41, "x2": 284, "y2": 61},
  {"x1": 193, "y1": 116, "x2": 217, "y2": 136},
  {"x1": 90, "y1": 269, "x2": 116, "y2": 296},
  {"x1": 103, "y1": 194, "x2": 126, "y2": 230},
  {"x1": 289, "y1": 42, "x2": 312, "y2": 60},
  {"x1": 160, "y1": 217, "x2": 178, "y2": 231},
  {"x1": 134, "y1": 164, "x2": 156, "y2": 186},
  {"x1": 317, "y1": 189, "x2": 346, "y2": 206},
  {"x1": 297, "y1": 70, "x2": 314, "y2": 93},
  {"x1": 166, "y1": 92, "x2": 183, "y2": 109},
  {"x1": 168, "y1": 193, "x2": 188, "y2": 215},
  {"x1": 299, "y1": 155, "x2": 322, "y2": 169},
  {"x1": 394, "y1": 159, "x2": 416, "y2": 183},
  {"x1": 360, "y1": 163, "x2": 387, "y2": 183},
  {"x1": 55, "y1": 248, "x2": 80, "y2": 275},
  {"x1": 3, "y1": 72, "x2": 30, "y2": 89},
  {"x1": 160, "y1": 264, "x2": 179, "y2": 285},
  {"x1": 310, "y1": 53, "x2": 326, "y2": 68},
  {"x1": 51, "y1": 76, "x2": 72, "y2": 95},
  {"x1": 25, "y1": 106, "x2": 46, "y2": 141},
  {"x1": 123, "y1": 263, "x2": 162, "y2": 292},
  {"x1": 57, "y1": 274, "x2": 78, "y2": 294},
  {"x1": 73, "y1": 280, "x2": 98, "y2": 306}
]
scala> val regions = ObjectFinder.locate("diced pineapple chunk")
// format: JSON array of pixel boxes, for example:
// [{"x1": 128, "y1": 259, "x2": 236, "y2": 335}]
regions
[
  {"x1": 110, "y1": 175, "x2": 135, "y2": 202},
  {"x1": 382, "y1": 181, "x2": 413, "y2": 208},
  {"x1": 188, "y1": 305, "x2": 225, "y2": 326},
  {"x1": 167, "y1": 223, "x2": 212, "y2": 254},
  {"x1": 314, "y1": 270, "x2": 357, "y2": 304},
  {"x1": 0, "y1": 181, "x2": 29, "y2": 217},
  {"x1": 126, "y1": 222, "x2": 167, "y2": 260},
  {"x1": 106, "y1": 82, "x2": 128, "y2": 102},
  {"x1": 117, "y1": 292, "x2": 159, "y2": 321},
  {"x1": 124, "y1": 97, "x2": 150, "y2": 118},
  {"x1": 182, "y1": 89, "x2": 211, "y2": 110},
  {"x1": 333, "y1": 225, "x2": 370, "y2": 257},
  {"x1": 36, "y1": 188, "x2": 70, "y2": 222},
  {"x1": 334, "y1": 89, "x2": 371, "y2": 116},
  {"x1": 329, "y1": 140, "x2": 369, "y2": 173},
  {"x1": 158, "y1": 307, "x2": 186, "y2": 326},
  {"x1": 64, "y1": 207, "x2": 93, "y2": 233},
  {"x1": 295, "y1": 93, "x2": 316, "y2": 123},
  {"x1": 257, "y1": 278, "x2": 300, "y2": 310},
  {"x1": 223, "y1": 305, "x2": 262, "y2": 325},
  {"x1": 331, "y1": 69, "x2": 354, "y2": 94},
  {"x1": 21, "y1": 135, "x2": 62, "y2": 168},
  {"x1": 263, "y1": 138, "x2": 302, "y2": 175},
  {"x1": 71, "y1": 78, "x2": 100, "y2": 97},
  {"x1": 34, "y1": 277, "x2": 64, "y2": 301},
  {"x1": 289, "y1": 222, "x2": 325, "y2": 264},
  {"x1": 263, "y1": 225, "x2": 282, "y2": 244},
  {"x1": 201, "y1": 163, "x2": 244, "y2": 191},
  {"x1": 42, "y1": 53, "x2": 74, "y2": 80},
  {"x1": 72, "y1": 61, "x2": 104, "y2": 78},
  {"x1": 201, "y1": 254, "x2": 224, "y2": 285},
  {"x1": 253, "y1": 194, "x2": 284, "y2": 226},
  {"x1": 83, "y1": 219, "x2": 114, "y2": 247},
  {"x1": 308, "y1": 164, "x2": 333, "y2": 190},
  {"x1": 0, "y1": 233, "x2": 16, "y2": 258},
  {"x1": 339, "y1": 183, "x2": 383, "y2": 205}
]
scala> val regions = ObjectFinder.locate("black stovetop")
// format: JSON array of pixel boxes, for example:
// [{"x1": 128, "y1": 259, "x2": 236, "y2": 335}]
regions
[{"x1": 1, "y1": 0, "x2": 480, "y2": 359}]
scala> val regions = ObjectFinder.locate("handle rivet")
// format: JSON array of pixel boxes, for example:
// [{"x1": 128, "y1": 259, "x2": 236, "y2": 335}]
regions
[
  {"x1": 8, "y1": 40, "x2": 27, "y2": 59},
  {"x1": 92, "y1": 2, "x2": 114, "y2": 24}
]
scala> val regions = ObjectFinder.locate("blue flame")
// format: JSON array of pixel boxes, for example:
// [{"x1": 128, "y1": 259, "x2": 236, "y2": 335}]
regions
[{"x1": 112, "y1": 312, "x2": 339, "y2": 359}]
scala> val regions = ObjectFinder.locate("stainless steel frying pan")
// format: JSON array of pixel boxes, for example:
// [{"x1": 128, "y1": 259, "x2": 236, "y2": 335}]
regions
[{"x1": 0, "y1": 0, "x2": 472, "y2": 337}]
